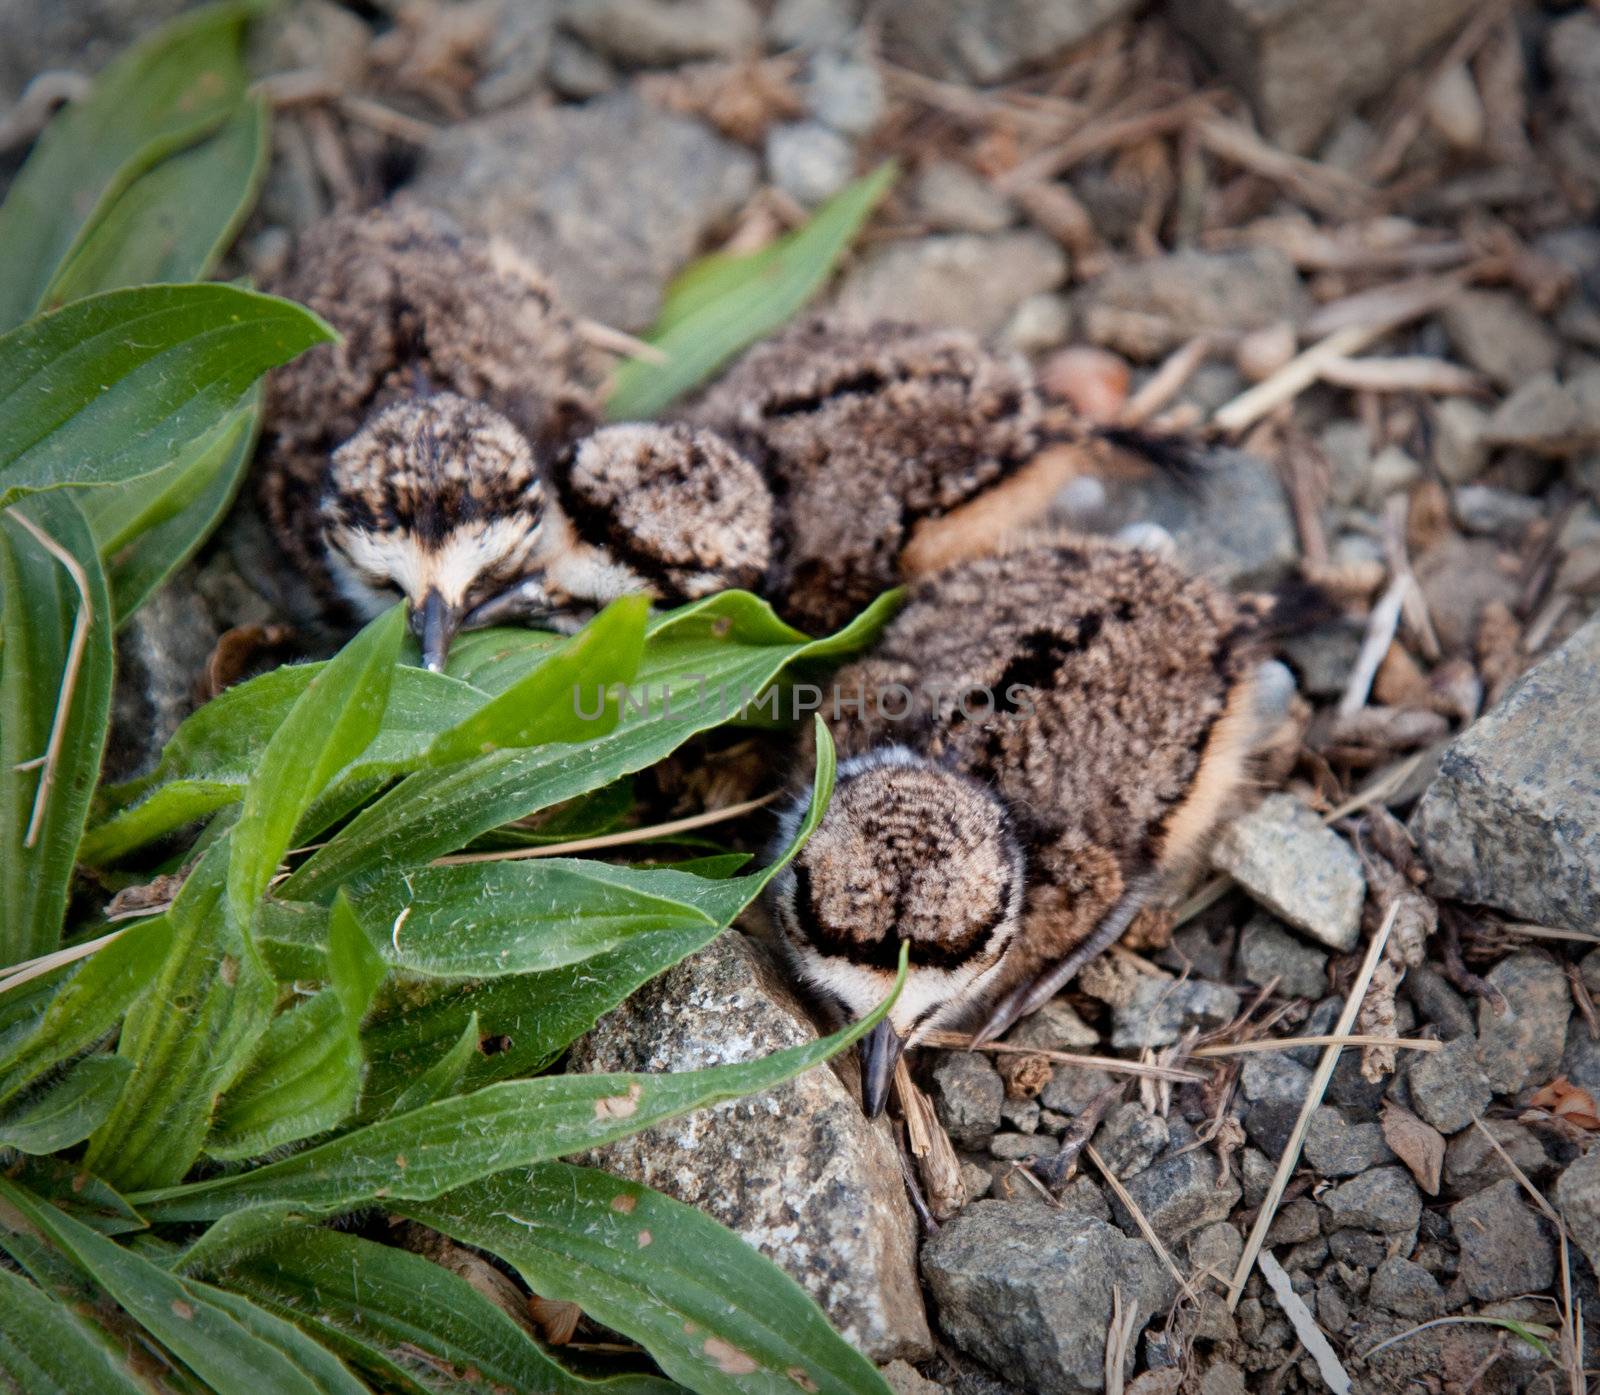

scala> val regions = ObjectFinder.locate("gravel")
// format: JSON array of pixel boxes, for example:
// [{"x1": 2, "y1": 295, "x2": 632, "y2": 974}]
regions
[
  {"x1": 1110, "y1": 976, "x2": 1242, "y2": 1050},
  {"x1": 1090, "y1": 1102, "x2": 1170, "y2": 1179},
  {"x1": 1302, "y1": 1105, "x2": 1394, "y2": 1178},
  {"x1": 556, "y1": 0, "x2": 759, "y2": 65},
  {"x1": 1209, "y1": 794, "x2": 1366, "y2": 952},
  {"x1": 1237, "y1": 915, "x2": 1329, "y2": 1000},
  {"x1": 913, "y1": 160, "x2": 1015, "y2": 234},
  {"x1": 1474, "y1": 952, "x2": 1572, "y2": 1095},
  {"x1": 1440, "y1": 290, "x2": 1563, "y2": 390},
  {"x1": 1451, "y1": 1178, "x2": 1557, "y2": 1303},
  {"x1": 1320, "y1": 1166, "x2": 1423, "y2": 1235},
  {"x1": 880, "y1": 0, "x2": 1143, "y2": 84},
  {"x1": 930, "y1": 1052, "x2": 1005, "y2": 1150},
  {"x1": 765, "y1": 119, "x2": 856, "y2": 205},
  {"x1": 1113, "y1": 1148, "x2": 1243, "y2": 1246},
  {"x1": 922, "y1": 1201, "x2": 1175, "y2": 1395},
  {"x1": 1406, "y1": 1032, "x2": 1492, "y2": 1135},
  {"x1": 1368, "y1": 1256, "x2": 1444, "y2": 1318}
]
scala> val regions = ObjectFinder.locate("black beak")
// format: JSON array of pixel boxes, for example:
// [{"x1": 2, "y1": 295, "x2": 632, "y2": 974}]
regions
[
  {"x1": 412, "y1": 589, "x2": 461, "y2": 673},
  {"x1": 859, "y1": 1019, "x2": 906, "y2": 1119}
]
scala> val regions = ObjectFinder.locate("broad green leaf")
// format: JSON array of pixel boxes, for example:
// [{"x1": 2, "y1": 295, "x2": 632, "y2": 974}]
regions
[
  {"x1": 132, "y1": 947, "x2": 904, "y2": 1222},
  {"x1": 607, "y1": 163, "x2": 895, "y2": 419},
  {"x1": 84, "y1": 663, "x2": 483, "y2": 866},
  {"x1": 84, "y1": 844, "x2": 275, "y2": 1191},
  {"x1": 0, "y1": 1179, "x2": 366, "y2": 1395},
  {"x1": 0, "y1": 1265, "x2": 149, "y2": 1395},
  {"x1": 0, "y1": 1055, "x2": 132, "y2": 1154},
  {"x1": 408, "y1": 1163, "x2": 890, "y2": 1395},
  {"x1": 7, "y1": 1157, "x2": 147, "y2": 1237},
  {"x1": 0, "y1": 915, "x2": 174, "y2": 1107},
  {"x1": 0, "y1": 493, "x2": 115, "y2": 962},
  {"x1": 354, "y1": 722, "x2": 834, "y2": 981},
  {"x1": 229, "y1": 1228, "x2": 682, "y2": 1395},
  {"x1": 206, "y1": 894, "x2": 385, "y2": 1160},
  {"x1": 86, "y1": 387, "x2": 260, "y2": 624},
  {"x1": 425, "y1": 593, "x2": 648, "y2": 765},
  {"x1": 283, "y1": 592, "x2": 892, "y2": 900},
  {"x1": 43, "y1": 96, "x2": 270, "y2": 308},
  {"x1": 0, "y1": 283, "x2": 334, "y2": 509},
  {"x1": 384, "y1": 1013, "x2": 479, "y2": 1117},
  {"x1": 227, "y1": 605, "x2": 405, "y2": 932},
  {"x1": 0, "y1": 2, "x2": 256, "y2": 330},
  {"x1": 176, "y1": 1205, "x2": 313, "y2": 1279}
]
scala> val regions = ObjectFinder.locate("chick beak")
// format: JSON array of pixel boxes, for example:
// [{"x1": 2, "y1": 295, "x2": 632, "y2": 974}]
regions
[
  {"x1": 413, "y1": 589, "x2": 461, "y2": 673},
  {"x1": 859, "y1": 1019, "x2": 906, "y2": 1119}
]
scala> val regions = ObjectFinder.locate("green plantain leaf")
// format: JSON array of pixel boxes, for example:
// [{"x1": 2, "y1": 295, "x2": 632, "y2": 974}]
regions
[
  {"x1": 0, "y1": 914, "x2": 174, "y2": 1108},
  {"x1": 228, "y1": 1227, "x2": 684, "y2": 1395},
  {"x1": 85, "y1": 386, "x2": 261, "y2": 624},
  {"x1": 282, "y1": 591, "x2": 892, "y2": 900},
  {"x1": 226, "y1": 604, "x2": 404, "y2": 933},
  {"x1": 0, "y1": 1264, "x2": 149, "y2": 1395},
  {"x1": 0, "y1": 1, "x2": 256, "y2": 330},
  {"x1": 0, "y1": 1178, "x2": 367, "y2": 1395},
  {"x1": 131, "y1": 944, "x2": 903, "y2": 1222},
  {"x1": 0, "y1": 492, "x2": 115, "y2": 962},
  {"x1": 425, "y1": 593, "x2": 648, "y2": 764},
  {"x1": 407, "y1": 1163, "x2": 891, "y2": 1395},
  {"x1": 206, "y1": 894, "x2": 385, "y2": 1160},
  {"x1": 383, "y1": 1013, "x2": 480, "y2": 1117},
  {"x1": 83, "y1": 843, "x2": 275, "y2": 1192},
  {"x1": 42, "y1": 96, "x2": 270, "y2": 309},
  {"x1": 0, "y1": 1055, "x2": 132, "y2": 1154},
  {"x1": 0, "y1": 283, "x2": 334, "y2": 509},
  {"x1": 83, "y1": 664, "x2": 482, "y2": 866},
  {"x1": 606, "y1": 162, "x2": 895, "y2": 420}
]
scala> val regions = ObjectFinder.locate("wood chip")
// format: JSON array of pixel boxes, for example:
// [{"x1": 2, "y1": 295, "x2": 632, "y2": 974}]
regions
[{"x1": 1381, "y1": 1101, "x2": 1445, "y2": 1195}]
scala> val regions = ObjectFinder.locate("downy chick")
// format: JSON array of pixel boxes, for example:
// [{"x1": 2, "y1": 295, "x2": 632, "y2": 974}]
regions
[{"x1": 766, "y1": 534, "x2": 1285, "y2": 1114}]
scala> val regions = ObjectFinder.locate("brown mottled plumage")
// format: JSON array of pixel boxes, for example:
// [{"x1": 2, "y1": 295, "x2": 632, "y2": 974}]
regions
[
  {"x1": 767, "y1": 534, "x2": 1278, "y2": 1110},
  {"x1": 257, "y1": 201, "x2": 605, "y2": 612},
  {"x1": 688, "y1": 318, "x2": 1052, "y2": 632}
]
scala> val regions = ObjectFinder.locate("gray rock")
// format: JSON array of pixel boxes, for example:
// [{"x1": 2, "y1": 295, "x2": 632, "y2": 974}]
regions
[
  {"x1": 1363, "y1": 444, "x2": 1422, "y2": 508},
  {"x1": 881, "y1": 0, "x2": 1142, "y2": 84},
  {"x1": 1319, "y1": 419, "x2": 1371, "y2": 507},
  {"x1": 1057, "y1": 1176, "x2": 1113, "y2": 1223},
  {"x1": 1000, "y1": 293, "x2": 1073, "y2": 355},
  {"x1": 1410, "y1": 533, "x2": 1524, "y2": 656},
  {"x1": 1244, "y1": 1101, "x2": 1301, "y2": 1158},
  {"x1": 1483, "y1": 374, "x2": 1600, "y2": 456},
  {"x1": 1547, "y1": 12, "x2": 1600, "y2": 150},
  {"x1": 1005, "y1": 1000, "x2": 1100, "y2": 1052},
  {"x1": 765, "y1": 119, "x2": 855, "y2": 205},
  {"x1": 1209, "y1": 794, "x2": 1366, "y2": 951},
  {"x1": 1434, "y1": 397, "x2": 1492, "y2": 485},
  {"x1": 958, "y1": 1162, "x2": 993, "y2": 1205},
  {"x1": 1325, "y1": 1229, "x2": 1386, "y2": 1268},
  {"x1": 1561, "y1": 1016, "x2": 1600, "y2": 1093},
  {"x1": 1187, "y1": 1220, "x2": 1243, "y2": 1280},
  {"x1": 567, "y1": 933, "x2": 930, "y2": 1360},
  {"x1": 1110, "y1": 976, "x2": 1242, "y2": 1050},
  {"x1": 990, "y1": 1132, "x2": 1059, "y2": 1161},
  {"x1": 880, "y1": 1360, "x2": 948, "y2": 1395},
  {"x1": 913, "y1": 160, "x2": 1015, "y2": 234},
  {"x1": 0, "y1": 0, "x2": 193, "y2": 109},
  {"x1": 1090, "y1": 1102, "x2": 1169, "y2": 1179},
  {"x1": 1403, "y1": 965, "x2": 1475, "y2": 1042},
  {"x1": 1440, "y1": 291, "x2": 1563, "y2": 391},
  {"x1": 1406, "y1": 1033, "x2": 1491, "y2": 1135},
  {"x1": 923, "y1": 1201, "x2": 1175, "y2": 1394},
  {"x1": 1444, "y1": 1119, "x2": 1550, "y2": 1198},
  {"x1": 557, "y1": 0, "x2": 759, "y2": 65},
  {"x1": 831, "y1": 232, "x2": 1067, "y2": 338},
  {"x1": 1265, "y1": 1197, "x2": 1321, "y2": 1247},
  {"x1": 767, "y1": 0, "x2": 860, "y2": 49},
  {"x1": 1280, "y1": 621, "x2": 1364, "y2": 701},
  {"x1": 1064, "y1": 448, "x2": 1298, "y2": 589},
  {"x1": 1077, "y1": 248, "x2": 1306, "y2": 360},
  {"x1": 1240, "y1": 1148, "x2": 1274, "y2": 1207},
  {"x1": 1169, "y1": 0, "x2": 1480, "y2": 154},
  {"x1": 1039, "y1": 1062, "x2": 1114, "y2": 1117},
  {"x1": 1303, "y1": 1105, "x2": 1394, "y2": 1178},
  {"x1": 1238, "y1": 915, "x2": 1329, "y2": 1000},
  {"x1": 1475, "y1": 953, "x2": 1571, "y2": 1095},
  {"x1": 1238, "y1": 1052, "x2": 1313, "y2": 1107},
  {"x1": 1197, "y1": 1361, "x2": 1247, "y2": 1395},
  {"x1": 1114, "y1": 1148, "x2": 1243, "y2": 1245},
  {"x1": 1369, "y1": 1256, "x2": 1443, "y2": 1318},
  {"x1": 412, "y1": 93, "x2": 759, "y2": 330},
  {"x1": 1001, "y1": 1096, "x2": 1041, "y2": 1134},
  {"x1": 545, "y1": 32, "x2": 620, "y2": 98},
  {"x1": 1556, "y1": 1148, "x2": 1600, "y2": 1278},
  {"x1": 1320, "y1": 1167, "x2": 1422, "y2": 1235},
  {"x1": 465, "y1": 0, "x2": 560, "y2": 111},
  {"x1": 1451, "y1": 1178, "x2": 1556, "y2": 1303},
  {"x1": 930, "y1": 1052, "x2": 1005, "y2": 1150},
  {"x1": 1454, "y1": 486, "x2": 1544, "y2": 541},
  {"x1": 805, "y1": 46, "x2": 884, "y2": 135}
]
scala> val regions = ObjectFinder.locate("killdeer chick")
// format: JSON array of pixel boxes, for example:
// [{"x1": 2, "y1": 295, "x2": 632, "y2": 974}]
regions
[
  {"x1": 688, "y1": 317, "x2": 1183, "y2": 634},
  {"x1": 767, "y1": 534, "x2": 1281, "y2": 1114},
  {"x1": 321, "y1": 399, "x2": 772, "y2": 668},
  {"x1": 257, "y1": 201, "x2": 605, "y2": 625}
]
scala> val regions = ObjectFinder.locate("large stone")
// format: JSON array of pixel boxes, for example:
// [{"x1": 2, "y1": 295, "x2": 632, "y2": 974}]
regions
[
  {"x1": 1475, "y1": 953, "x2": 1571, "y2": 1095},
  {"x1": 1556, "y1": 1148, "x2": 1600, "y2": 1279},
  {"x1": 1320, "y1": 1167, "x2": 1422, "y2": 1236},
  {"x1": 922, "y1": 1201, "x2": 1175, "y2": 1395},
  {"x1": 1060, "y1": 447, "x2": 1299, "y2": 589},
  {"x1": 1110, "y1": 976, "x2": 1241, "y2": 1050},
  {"x1": 1412, "y1": 618, "x2": 1600, "y2": 933},
  {"x1": 1440, "y1": 291, "x2": 1562, "y2": 391},
  {"x1": 566, "y1": 932, "x2": 931, "y2": 1360},
  {"x1": 1303, "y1": 1105, "x2": 1393, "y2": 1178},
  {"x1": 1450, "y1": 1178, "x2": 1556, "y2": 1303},
  {"x1": 929, "y1": 1052, "x2": 1005, "y2": 1150},
  {"x1": 881, "y1": 0, "x2": 1142, "y2": 84},
  {"x1": 1113, "y1": 1148, "x2": 1242, "y2": 1245},
  {"x1": 412, "y1": 92, "x2": 758, "y2": 330},
  {"x1": 1238, "y1": 914, "x2": 1329, "y2": 1000},
  {"x1": 1167, "y1": 0, "x2": 1480, "y2": 154},
  {"x1": 1406, "y1": 1032, "x2": 1491, "y2": 1135},
  {"x1": 830, "y1": 232, "x2": 1067, "y2": 338},
  {"x1": 556, "y1": 0, "x2": 760, "y2": 66},
  {"x1": 1210, "y1": 794, "x2": 1366, "y2": 951},
  {"x1": 1076, "y1": 248, "x2": 1306, "y2": 360}
]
